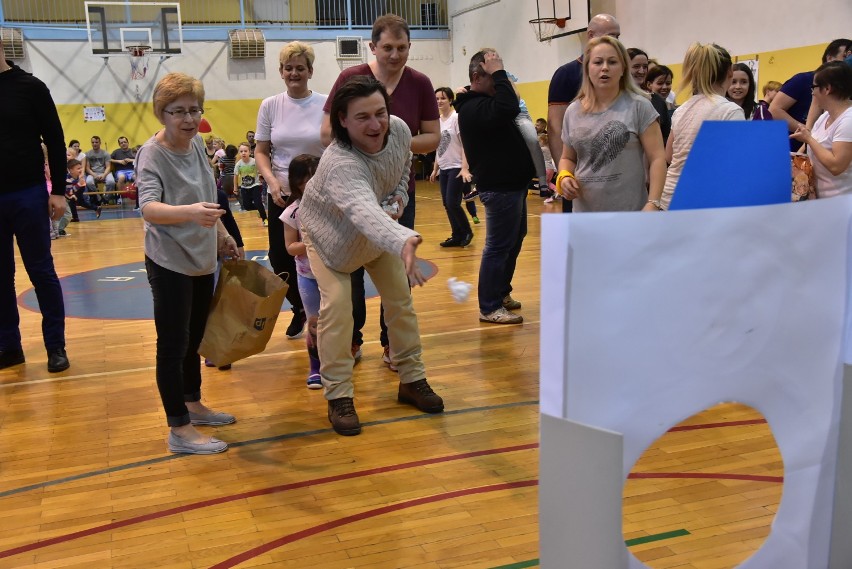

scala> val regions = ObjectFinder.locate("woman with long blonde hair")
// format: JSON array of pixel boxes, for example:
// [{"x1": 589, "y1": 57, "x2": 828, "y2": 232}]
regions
[
  {"x1": 557, "y1": 36, "x2": 666, "y2": 212},
  {"x1": 660, "y1": 42, "x2": 744, "y2": 209}
]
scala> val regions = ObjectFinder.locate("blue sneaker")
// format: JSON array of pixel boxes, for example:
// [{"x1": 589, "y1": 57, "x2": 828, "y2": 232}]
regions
[{"x1": 307, "y1": 374, "x2": 322, "y2": 390}]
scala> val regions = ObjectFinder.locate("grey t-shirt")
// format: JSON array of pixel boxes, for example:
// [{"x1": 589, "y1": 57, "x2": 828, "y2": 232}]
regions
[
  {"x1": 136, "y1": 135, "x2": 218, "y2": 276},
  {"x1": 87, "y1": 148, "x2": 111, "y2": 174},
  {"x1": 562, "y1": 91, "x2": 659, "y2": 212}
]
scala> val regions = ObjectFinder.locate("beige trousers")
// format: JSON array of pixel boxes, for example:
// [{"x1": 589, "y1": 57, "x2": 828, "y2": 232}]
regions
[{"x1": 305, "y1": 242, "x2": 426, "y2": 400}]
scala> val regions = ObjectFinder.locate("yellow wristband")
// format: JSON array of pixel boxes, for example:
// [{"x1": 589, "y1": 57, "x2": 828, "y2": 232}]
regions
[{"x1": 555, "y1": 170, "x2": 575, "y2": 190}]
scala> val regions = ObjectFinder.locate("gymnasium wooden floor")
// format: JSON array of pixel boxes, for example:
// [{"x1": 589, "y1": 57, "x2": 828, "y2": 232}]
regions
[{"x1": 0, "y1": 182, "x2": 782, "y2": 568}]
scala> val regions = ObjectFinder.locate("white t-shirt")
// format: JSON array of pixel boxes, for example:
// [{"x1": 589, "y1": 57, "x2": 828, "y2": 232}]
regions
[
  {"x1": 436, "y1": 111, "x2": 463, "y2": 170},
  {"x1": 808, "y1": 107, "x2": 852, "y2": 199},
  {"x1": 256, "y1": 91, "x2": 327, "y2": 195},
  {"x1": 661, "y1": 94, "x2": 744, "y2": 209},
  {"x1": 280, "y1": 199, "x2": 313, "y2": 279}
]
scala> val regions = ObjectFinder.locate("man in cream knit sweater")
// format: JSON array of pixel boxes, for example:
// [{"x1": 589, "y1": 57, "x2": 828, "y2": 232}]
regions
[{"x1": 300, "y1": 76, "x2": 444, "y2": 436}]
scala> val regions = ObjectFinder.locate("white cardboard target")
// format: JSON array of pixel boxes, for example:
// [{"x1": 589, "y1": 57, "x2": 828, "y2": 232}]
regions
[{"x1": 539, "y1": 197, "x2": 852, "y2": 568}]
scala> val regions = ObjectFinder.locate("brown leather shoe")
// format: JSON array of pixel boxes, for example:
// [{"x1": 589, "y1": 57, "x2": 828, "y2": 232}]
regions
[
  {"x1": 398, "y1": 379, "x2": 444, "y2": 413},
  {"x1": 327, "y1": 397, "x2": 361, "y2": 436}
]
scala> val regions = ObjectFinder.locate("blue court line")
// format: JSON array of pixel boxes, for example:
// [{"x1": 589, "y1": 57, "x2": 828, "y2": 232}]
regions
[{"x1": 0, "y1": 400, "x2": 539, "y2": 499}]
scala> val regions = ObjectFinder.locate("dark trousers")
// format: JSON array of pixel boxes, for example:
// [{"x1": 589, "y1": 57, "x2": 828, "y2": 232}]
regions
[
  {"x1": 145, "y1": 257, "x2": 213, "y2": 427},
  {"x1": 352, "y1": 189, "x2": 416, "y2": 347},
  {"x1": 478, "y1": 190, "x2": 527, "y2": 314},
  {"x1": 246, "y1": 186, "x2": 267, "y2": 221},
  {"x1": 67, "y1": 198, "x2": 79, "y2": 221},
  {"x1": 0, "y1": 184, "x2": 65, "y2": 351},
  {"x1": 440, "y1": 168, "x2": 472, "y2": 239},
  {"x1": 267, "y1": 198, "x2": 304, "y2": 316},
  {"x1": 73, "y1": 187, "x2": 98, "y2": 211}
]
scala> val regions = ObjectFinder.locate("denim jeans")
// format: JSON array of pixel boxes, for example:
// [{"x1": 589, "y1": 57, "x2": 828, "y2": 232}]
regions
[
  {"x1": 440, "y1": 168, "x2": 472, "y2": 239},
  {"x1": 0, "y1": 184, "x2": 66, "y2": 351},
  {"x1": 478, "y1": 190, "x2": 527, "y2": 314},
  {"x1": 145, "y1": 257, "x2": 214, "y2": 427}
]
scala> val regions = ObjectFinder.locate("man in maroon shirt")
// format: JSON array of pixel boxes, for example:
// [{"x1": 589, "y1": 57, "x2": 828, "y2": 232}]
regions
[
  {"x1": 321, "y1": 14, "x2": 440, "y2": 365},
  {"x1": 321, "y1": 13, "x2": 440, "y2": 229}
]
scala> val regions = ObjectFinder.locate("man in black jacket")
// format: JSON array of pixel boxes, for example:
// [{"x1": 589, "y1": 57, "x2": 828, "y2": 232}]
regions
[
  {"x1": 454, "y1": 50, "x2": 534, "y2": 325},
  {"x1": 0, "y1": 38, "x2": 70, "y2": 372}
]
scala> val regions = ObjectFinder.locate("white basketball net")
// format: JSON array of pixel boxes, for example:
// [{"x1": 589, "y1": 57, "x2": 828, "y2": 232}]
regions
[{"x1": 128, "y1": 46, "x2": 151, "y2": 80}]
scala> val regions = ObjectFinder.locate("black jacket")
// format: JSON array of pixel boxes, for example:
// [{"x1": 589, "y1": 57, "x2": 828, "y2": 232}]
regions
[
  {"x1": 453, "y1": 70, "x2": 535, "y2": 192},
  {"x1": 0, "y1": 62, "x2": 66, "y2": 195}
]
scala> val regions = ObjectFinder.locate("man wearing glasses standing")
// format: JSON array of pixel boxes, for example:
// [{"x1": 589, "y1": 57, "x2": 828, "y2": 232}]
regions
[{"x1": 0, "y1": 37, "x2": 71, "y2": 372}]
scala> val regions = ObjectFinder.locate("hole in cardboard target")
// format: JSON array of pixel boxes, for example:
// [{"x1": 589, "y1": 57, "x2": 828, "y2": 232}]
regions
[{"x1": 623, "y1": 402, "x2": 784, "y2": 568}]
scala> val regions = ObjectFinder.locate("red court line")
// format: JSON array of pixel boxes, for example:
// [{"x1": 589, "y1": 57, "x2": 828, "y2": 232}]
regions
[
  {"x1": 669, "y1": 419, "x2": 767, "y2": 432},
  {"x1": 209, "y1": 480, "x2": 539, "y2": 569},
  {"x1": 0, "y1": 419, "x2": 776, "y2": 560},
  {"x1": 0, "y1": 443, "x2": 537, "y2": 560},
  {"x1": 629, "y1": 472, "x2": 783, "y2": 483}
]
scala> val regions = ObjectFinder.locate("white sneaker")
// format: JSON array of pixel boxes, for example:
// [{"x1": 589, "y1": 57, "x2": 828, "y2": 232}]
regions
[{"x1": 479, "y1": 307, "x2": 523, "y2": 324}]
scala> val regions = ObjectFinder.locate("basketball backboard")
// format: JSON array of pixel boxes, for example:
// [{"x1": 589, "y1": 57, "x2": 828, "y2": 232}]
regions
[
  {"x1": 85, "y1": 1, "x2": 182, "y2": 56},
  {"x1": 531, "y1": 0, "x2": 590, "y2": 42}
]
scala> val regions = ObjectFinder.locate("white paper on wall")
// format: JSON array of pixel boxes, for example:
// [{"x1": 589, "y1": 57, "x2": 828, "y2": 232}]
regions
[
  {"x1": 83, "y1": 106, "x2": 106, "y2": 122},
  {"x1": 540, "y1": 196, "x2": 852, "y2": 568}
]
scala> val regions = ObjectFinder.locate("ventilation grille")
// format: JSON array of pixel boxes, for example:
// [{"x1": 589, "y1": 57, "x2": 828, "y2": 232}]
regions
[
  {"x1": 336, "y1": 36, "x2": 363, "y2": 59},
  {"x1": 228, "y1": 29, "x2": 265, "y2": 59},
  {"x1": 0, "y1": 28, "x2": 24, "y2": 59}
]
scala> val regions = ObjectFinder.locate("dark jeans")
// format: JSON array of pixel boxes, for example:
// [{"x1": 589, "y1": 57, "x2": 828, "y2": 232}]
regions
[
  {"x1": 352, "y1": 189, "x2": 415, "y2": 347},
  {"x1": 0, "y1": 184, "x2": 65, "y2": 351},
  {"x1": 267, "y1": 198, "x2": 304, "y2": 316},
  {"x1": 145, "y1": 257, "x2": 213, "y2": 427},
  {"x1": 478, "y1": 190, "x2": 527, "y2": 314},
  {"x1": 440, "y1": 168, "x2": 472, "y2": 239},
  {"x1": 245, "y1": 186, "x2": 266, "y2": 220}
]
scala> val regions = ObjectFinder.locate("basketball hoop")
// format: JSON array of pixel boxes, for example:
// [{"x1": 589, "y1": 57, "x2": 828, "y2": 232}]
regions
[
  {"x1": 127, "y1": 45, "x2": 151, "y2": 80},
  {"x1": 529, "y1": 17, "x2": 567, "y2": 44}
]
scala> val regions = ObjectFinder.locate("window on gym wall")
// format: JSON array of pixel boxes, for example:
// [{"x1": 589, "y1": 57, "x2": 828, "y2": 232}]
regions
[{"x1": 0, "y1": 0, "x2": 448, "y2": 29}]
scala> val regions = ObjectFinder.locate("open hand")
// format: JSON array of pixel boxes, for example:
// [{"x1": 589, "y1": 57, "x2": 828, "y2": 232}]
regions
[{"x1": 401, "y1": 236, "x2": 425, "y2": 287}]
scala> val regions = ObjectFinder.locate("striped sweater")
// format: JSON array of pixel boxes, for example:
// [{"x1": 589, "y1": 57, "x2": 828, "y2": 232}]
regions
[{"x1": 300, "y1": 116, "x2": 417, "y2": 273}]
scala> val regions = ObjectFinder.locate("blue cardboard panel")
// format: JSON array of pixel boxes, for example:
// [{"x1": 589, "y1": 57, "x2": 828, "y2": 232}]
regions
[{"x1": 669, "y1": 120, "x2": 790, "y2": 210}]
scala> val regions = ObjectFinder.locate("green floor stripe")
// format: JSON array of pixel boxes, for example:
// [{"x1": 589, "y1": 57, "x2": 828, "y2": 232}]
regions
[
  {"x1": 625, "y1": 528, "x2": 691, "y2": 546},
  {"x1": 489, "y1": 560, "x2": 539, "y2": 569},
  {"x1": 488, "y1": 528, "x2": 691, "y2": 569}
]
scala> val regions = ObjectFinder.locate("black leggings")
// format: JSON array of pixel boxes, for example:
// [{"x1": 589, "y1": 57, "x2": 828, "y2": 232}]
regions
[
  {"x1": 145, "y1": 257, "x2": 213, "y2": 427},
  {"x1": 267, "y1": 198, "x2": 304, "y2": 316}
]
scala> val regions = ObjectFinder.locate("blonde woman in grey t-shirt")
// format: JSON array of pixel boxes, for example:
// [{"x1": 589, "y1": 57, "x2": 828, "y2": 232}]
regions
[
  {"x1": 137, "y1": 73, "x2": 241, "y2": 455},
  {"x1": 557, "y1": 36, "x2": 666, "y2": 212}
]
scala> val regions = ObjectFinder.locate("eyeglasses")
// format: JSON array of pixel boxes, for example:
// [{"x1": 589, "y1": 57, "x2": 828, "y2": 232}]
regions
[
  {"x1": 162, "y1": 108, "x2": 204, "y2": 119},
  {"x1": 811, "y1": 84, "x2": 821, "y2": 90}
]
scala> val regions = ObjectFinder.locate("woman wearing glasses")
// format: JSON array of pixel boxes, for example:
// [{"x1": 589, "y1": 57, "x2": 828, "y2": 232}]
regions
[
  {"x1": 136, "y1": 72, "x2": 242, "y2": 455},
  {"x1": 790, "y1": 62, "x2": 852, "y2": 197}
]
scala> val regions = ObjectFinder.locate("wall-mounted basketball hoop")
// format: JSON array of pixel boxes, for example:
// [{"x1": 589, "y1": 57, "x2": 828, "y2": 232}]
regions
[
  {"x1": 127, "y1": 44, "x2": 151, "y2": 80},
  {"x1": 529, "y1": 17, "x2": 567, "y2": 44}
]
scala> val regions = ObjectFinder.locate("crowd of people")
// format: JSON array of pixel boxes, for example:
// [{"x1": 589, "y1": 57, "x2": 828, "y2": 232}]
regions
[{"x1": 1, "y1": 14, "x2": 851, "y2": 454}]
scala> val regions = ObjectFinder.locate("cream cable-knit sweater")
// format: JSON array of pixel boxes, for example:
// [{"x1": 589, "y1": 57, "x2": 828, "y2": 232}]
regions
[{"x1": 300, "y1": 116, "x2": 417, "y2": 273}]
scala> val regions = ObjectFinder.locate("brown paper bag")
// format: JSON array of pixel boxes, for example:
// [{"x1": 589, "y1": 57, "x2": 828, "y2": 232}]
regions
[
  {"x1": 198, "y1": 260, "x2": 288, "y2": 366},
  {"x1": 792, "y1": 153, "x2": 817, "y2": 202}
]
